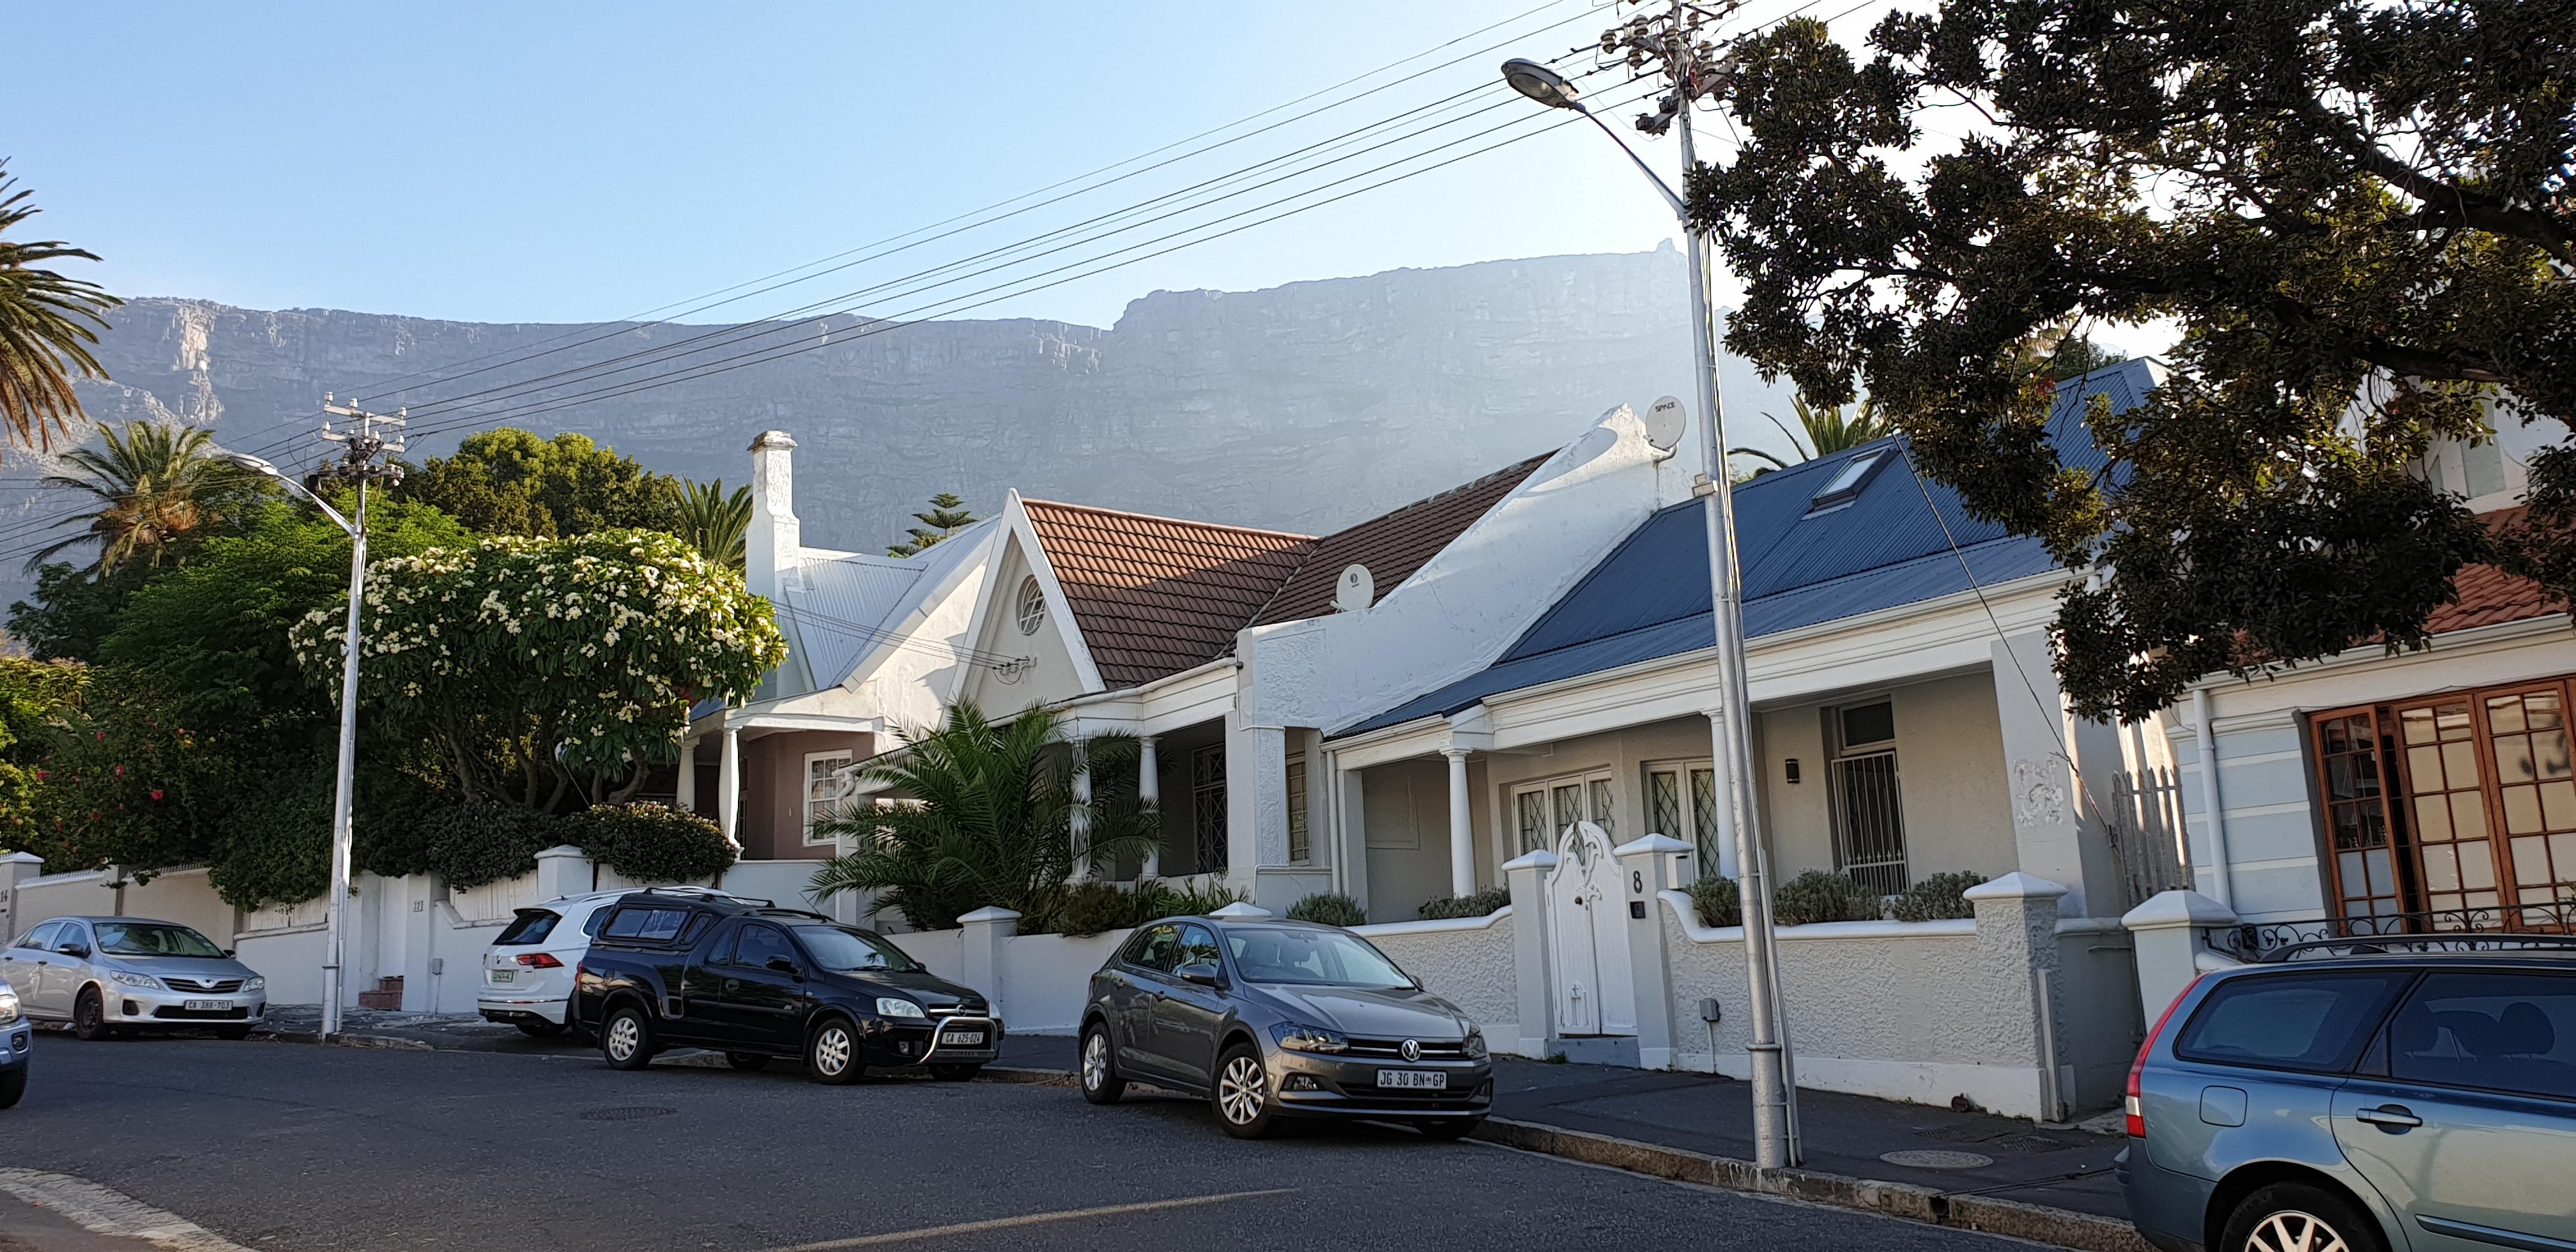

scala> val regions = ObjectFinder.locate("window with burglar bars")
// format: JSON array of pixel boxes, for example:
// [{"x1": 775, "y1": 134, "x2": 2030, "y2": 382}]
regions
[
  {"x1": 1828, "y1": 701, "x2": 1910, "y2": 895},
  {"x1": 1285, "y1": 758, "x2": 1310, "y2": 864},
  {"x1": 1192, "y1": 744, "x2": 1228, "y2": 874}
]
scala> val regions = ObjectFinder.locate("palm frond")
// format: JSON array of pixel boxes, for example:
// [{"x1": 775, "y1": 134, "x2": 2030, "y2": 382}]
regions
[{"x1": 0, "y1": 159, "x2": 122, "y2": 455}]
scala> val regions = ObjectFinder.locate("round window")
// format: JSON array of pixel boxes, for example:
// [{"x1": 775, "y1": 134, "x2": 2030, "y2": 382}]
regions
[{"x1": 1016, "y1": 576, "x2": 1046, "y2": 635}]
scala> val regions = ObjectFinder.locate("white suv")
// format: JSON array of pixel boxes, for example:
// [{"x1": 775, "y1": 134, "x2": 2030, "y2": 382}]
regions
[{"x1": 477, "y1": 887, "x2": 759, "y2": 1035}]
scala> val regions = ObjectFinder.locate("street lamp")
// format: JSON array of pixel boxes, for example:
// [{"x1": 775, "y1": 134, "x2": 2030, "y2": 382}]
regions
[
  {"x1": 1500, "y1": 55, "x2": 1801, "y2": 1168},
  {"x1": 223, "y1": 451, "x2": 365, "y2": 1041}
]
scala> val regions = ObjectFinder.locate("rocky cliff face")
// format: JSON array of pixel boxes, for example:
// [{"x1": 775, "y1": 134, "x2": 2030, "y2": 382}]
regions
[{"x1": 54, "y1": 246, "x2": 1789, "y2": 553}]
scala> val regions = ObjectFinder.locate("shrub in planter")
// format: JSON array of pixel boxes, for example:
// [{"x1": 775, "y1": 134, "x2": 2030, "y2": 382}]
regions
[
  {"x1": 1416, "y1": 886, "x2": 1509, "y2": 920},
  {"x1": 568, "y1": 802, "x2": 735, "y2": 883},
  {"x1": 1688, "y1": 874, "x2": 1742, "y2": 928},
  {"x1": 1889, "y1": 871, "x2": 1986, "y2": 922},
  {"x1": 1286, "y1": 892, "x2": 1367, "y2": 928},
  {"x1": 1768, "y1": 870, "x2": 1877, "y2": 926},
  {"x1": 1130, "y1": 880, "x2": 1245, "y2": 922},
  {"x1": 1045, "y1": 881, "x2": 1145, "y2": 937},
  {"x1": 421, "y1": 804, "x2": 562, "y2": 890}
]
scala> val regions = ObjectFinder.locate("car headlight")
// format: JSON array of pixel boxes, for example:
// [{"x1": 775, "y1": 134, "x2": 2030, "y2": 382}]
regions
[
  {"x1": 109, "y1": 970, "x2": 164, "y2": 989},
  {"x1": 875, "y1": 996, "x2": 926, "y2": 1019},
  {"x1": 0, "y1": 988, "x2": 19, "y2": 1025},
  {"x1": 1269, "y1": 1021, "x2": 1349, "y2": 1053},
  {"x1": 243, "y1": 976, "x2": 266, "y2": 992},
  {"x1": 1462, "y1": 1030, "x2": 1489, "y2": 1059}
]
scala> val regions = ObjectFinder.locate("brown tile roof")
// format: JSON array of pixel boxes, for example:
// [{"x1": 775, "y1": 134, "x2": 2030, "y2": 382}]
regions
[
  {"x1": 2427, "y1": 508, "x2": 2565, "y2": 634},
  {"x1": 1248, "y1": 452, "x2": 1551, "y2": 629},
  {"x1": 1021, "y1": 500, "x2": 1313, "y2": 689}
]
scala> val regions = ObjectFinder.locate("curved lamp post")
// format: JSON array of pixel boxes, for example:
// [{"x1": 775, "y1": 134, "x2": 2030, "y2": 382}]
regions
[{"x1": 1499, "y1": 54, "x2": 1800, "y2": 1168}]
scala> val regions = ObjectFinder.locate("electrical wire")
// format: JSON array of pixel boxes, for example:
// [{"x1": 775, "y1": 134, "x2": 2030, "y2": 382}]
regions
[{"x1": 773, "y1": 602, "x2": 1022, "y2": 671}]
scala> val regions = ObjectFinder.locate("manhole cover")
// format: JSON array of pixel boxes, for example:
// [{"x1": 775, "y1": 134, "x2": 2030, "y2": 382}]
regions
[
  {"x1": 1879, "y1": 1149, "x2": 1995, "y2": 1170},
  {"x1": 579, "y1": 1106, "x2": 676, "y2": 1122}
]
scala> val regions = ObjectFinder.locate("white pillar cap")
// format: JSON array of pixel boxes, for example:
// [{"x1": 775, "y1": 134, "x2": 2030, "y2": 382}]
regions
[
  {"x1": 2120, "y1": 889, "x2": 2237, "y2": 931},
  {"x1": 1962, "y1": 871, "x2": 2070, "y2": 902},
  {"x1": 958, "y1": 906, "x2": 1023, "y2": 923},
  {"x1": 1209, "y1": 901, "x2": 1274, "y2": 920}
]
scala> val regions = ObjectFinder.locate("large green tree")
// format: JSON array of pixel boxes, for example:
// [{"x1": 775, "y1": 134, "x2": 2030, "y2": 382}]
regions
[
  {"x1": 397, "y1": 428, "x2": 681, "y2": 538},
  {"x1": 34, "y1": 420, "x2": 267, "y2": 571},
  {"x1": 1680, "y1": 0, "x2": 2573, "y2": 720},
  {"x1": 293, "y1": 530, "x2": 784, "y2": 811},
  {"x1": 887, "y1": 492, "x2": 977, "y2": 557},
  {"x1": 0, "y1": 158, "x2": 120, "y2": 454},
  {"x1": 674, "y1": 478, "x2": 751, "y2": 569}
]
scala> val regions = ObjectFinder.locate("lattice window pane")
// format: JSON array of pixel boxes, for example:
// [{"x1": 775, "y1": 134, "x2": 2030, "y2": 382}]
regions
[
  {"x1": 1192, "y1": 744, "x2": 1228, "y2": 875},
  {"x1": 1515, "y1": 790, "x2": 1546, "y2": 854},
  {"x1": 1649, "y1": 771, "x2": 1682, "y2": 841},
  {"x1": 1285, "y1": 759, "x2": 1310, "y2": 864}
]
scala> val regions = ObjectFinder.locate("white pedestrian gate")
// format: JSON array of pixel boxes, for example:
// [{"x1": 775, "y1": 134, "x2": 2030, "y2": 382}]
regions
[{"x1": 1545, "y1": 820, "x2": 1636, "y2": 1036}]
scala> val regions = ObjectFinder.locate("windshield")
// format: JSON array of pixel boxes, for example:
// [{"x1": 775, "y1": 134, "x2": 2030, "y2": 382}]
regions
[
  {"x1": 791, "y1": 926, "x2": 920, "y2": 973},
  {"x1": 1225, "y1": 928, "x2": 1413, "y2": 989},
  {"x1": 93, "y1": 922, "x2": 226, "y2": 959}
]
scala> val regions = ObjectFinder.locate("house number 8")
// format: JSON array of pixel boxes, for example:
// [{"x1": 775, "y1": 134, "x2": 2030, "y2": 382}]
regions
[{"x1": 1631, "y1": 871, "x2": 1644, "y2": 895}]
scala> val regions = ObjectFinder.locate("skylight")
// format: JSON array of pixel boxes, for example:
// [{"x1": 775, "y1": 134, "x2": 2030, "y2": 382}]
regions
[{"x1": 1806, "y1": 448, "x2": 1891, "y2": 514}]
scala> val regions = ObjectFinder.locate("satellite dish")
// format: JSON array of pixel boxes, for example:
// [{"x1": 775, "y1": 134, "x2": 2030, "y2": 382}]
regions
[
  {"x1": 1644, "y1": 395, "x2": 1687, "y2": 453},
  {"x1": 1333, "y1": 563, "x2": 1376, "y2": 613}
]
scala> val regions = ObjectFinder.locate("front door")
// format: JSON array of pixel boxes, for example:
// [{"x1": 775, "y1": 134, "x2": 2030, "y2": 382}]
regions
[
  {"x1": 1148, "y1": 924, "x2": 1229, "y2": 1086},
  {"x1": 1545, "y1": 821, "x2": 1635, "y2": 1037},
  {"x1": 708, "y1": 923, "x2": 809, "y2": 1050},
  {"x1": 2332, "y1": 970, "x2": 2576, "y2": 1251}
]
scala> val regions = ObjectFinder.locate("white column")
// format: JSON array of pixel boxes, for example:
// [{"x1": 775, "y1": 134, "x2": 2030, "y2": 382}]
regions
[
  {"x1": 1070, "y1": 739, "x2": 1094, "y2": 882},
  {"x1": 675, "y1": 739, "x2": 698, "y2": 814},
  {"x1": 1701, "y1": 708, "x2": 1742, "y2": 881},
  {"x1": 1137, "y1": 735, "x2": 1161, "y2": 880},
  {"x1": 717, "y1": 725, "x2": 742, "y2": 850},
  {"x1": 1445, "y1": 748, "x2": 1475, "y2": 897},
  {"x1": 1991, "y1": 631, "x2": 2106, "y2": 916}
]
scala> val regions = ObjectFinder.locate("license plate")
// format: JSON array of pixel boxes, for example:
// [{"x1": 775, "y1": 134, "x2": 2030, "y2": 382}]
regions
[
  {"x1": 1377, "y1": 1069, "x2": 1448, "y2": 1090},
  {"x1": 489, "y1": 970, "x2": 514, "y2": 983},
  {"x1": 938, "y1": 1030, "x2": 984, "y2": 1047},
  {"x1": 184, "y1": 1000, "x2": 227, "y2": 1012}
]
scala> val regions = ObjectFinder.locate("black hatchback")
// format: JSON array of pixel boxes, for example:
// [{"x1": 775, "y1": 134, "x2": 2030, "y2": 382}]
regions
[{"x1": 1077, "y1": 917, "x2": 1492, "y2": 1138}]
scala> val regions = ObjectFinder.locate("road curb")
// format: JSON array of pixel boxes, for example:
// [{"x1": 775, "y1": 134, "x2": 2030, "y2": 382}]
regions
[
  {"x1": 979, "y1": 1065, "x2": 1078, "y2": 1087},
  {"x1": 247, "y1": 1028, "x2": 434, "y2": 1052},
  {"x1": 1470, "y1": 1118, "x2": 2149, "y2": 1252}
]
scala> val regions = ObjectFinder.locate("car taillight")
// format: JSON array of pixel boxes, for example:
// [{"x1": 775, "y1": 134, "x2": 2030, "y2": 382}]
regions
[
  {"x1": 2126, "y1": 973, "x2": 2204, "y2": 1138},
  {"x1": 516, "y1": 952, "x2": 564, "y2": 968}
]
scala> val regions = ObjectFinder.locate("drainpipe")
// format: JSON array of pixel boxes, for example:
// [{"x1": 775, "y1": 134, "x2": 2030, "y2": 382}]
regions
[{"x1": 2191, "y1": 687, "x2": 2233, "y2": 909}]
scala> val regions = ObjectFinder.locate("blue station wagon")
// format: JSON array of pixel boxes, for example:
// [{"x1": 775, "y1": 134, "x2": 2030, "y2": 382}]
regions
[{"x1": 2122, "y1": 937, "x2": 2576, "y2": 1252}]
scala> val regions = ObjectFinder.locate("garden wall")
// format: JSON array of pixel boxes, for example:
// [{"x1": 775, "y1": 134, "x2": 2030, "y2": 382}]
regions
[{"x1": 1351, "y1": 910, "x2": 1517, "y2": 1043}]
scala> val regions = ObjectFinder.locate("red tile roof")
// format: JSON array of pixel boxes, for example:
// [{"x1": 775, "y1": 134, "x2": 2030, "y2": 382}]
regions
[
  {"x1": 1020, "y1": 500, "x2": 1313, "y2": 689},
  {"x1": 2428, "y1": 509, "x2": 2565, "y2": 634},
  {"x1": 1248, "y1": 452, "x2": 1551, "y2": 629}
]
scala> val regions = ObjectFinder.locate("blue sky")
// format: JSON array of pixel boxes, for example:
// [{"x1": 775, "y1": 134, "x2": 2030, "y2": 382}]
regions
[{"x1": 10, "y1": 0, "x2": 1724, "y2": 328}]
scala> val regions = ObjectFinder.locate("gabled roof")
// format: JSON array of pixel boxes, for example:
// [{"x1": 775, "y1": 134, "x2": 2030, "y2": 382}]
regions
[
  {"x1": 1019, "y1": 500, "x2": 1312, "y2": 689},
  {"x1": 762, "y1": 518, "x2": 1000, "y2": 701},
  {"x1": 1248, "y1": 452, "x2": 1552, "y2": 628},
  {"x1": 2425, "y1": 509, "x2": 2564, "y2": 634},
  {"x1": 1340, "y1": 359, "x2": 2156, "y2": 736}
]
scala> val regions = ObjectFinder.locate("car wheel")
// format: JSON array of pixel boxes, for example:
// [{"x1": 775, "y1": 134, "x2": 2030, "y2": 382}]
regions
[
  {"x1": 929, "y1": 1062, "x2": 981, "y2": 1082},
  {"x1": 1212, "y1": 1043, "x2": 1278, "y2": 1139},
  {"x1": 806, "y1": 1017, "x2": 863, "y2": 1085},
  {"x1": 2223, "y1": 1181, "x2": 2386, "y2": 1252},
  {"x1": 515, "y1": 1019, "x2": 569, "y2": 1039},
  {"x1": 1079, "y1": 1023, "x2": 1126, "y2": 1104},
  {"x1": 0, "y1": 1068, "x2": 22, "y2": 1109},
  {"x1": 213, "y1": 1025, "x2": 252, "y2": 1041},
  {"x1": 1416, "y1": 1117, "x2": 1481, "y2": 1141},
  {"x1": 599, "y1": 1004, "x2": 654, "y2": 1071},
  {"x1": 725, "y1": 1052, "x2": 772, "y2": 1072},
  {"x1": 70, "y1": 988, "x2": 109, "y2": 1041}
]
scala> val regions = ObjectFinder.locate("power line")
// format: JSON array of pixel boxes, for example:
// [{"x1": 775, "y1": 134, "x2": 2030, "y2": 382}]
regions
[{"x1": 772, "y1": 601, "x2": 1023, "y2": 671}]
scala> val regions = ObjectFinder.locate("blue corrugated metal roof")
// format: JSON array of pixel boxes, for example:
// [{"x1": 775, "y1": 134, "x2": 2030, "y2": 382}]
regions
[{"x1": 1338, "y1": 359, "x2": 2150, "y2": 735}]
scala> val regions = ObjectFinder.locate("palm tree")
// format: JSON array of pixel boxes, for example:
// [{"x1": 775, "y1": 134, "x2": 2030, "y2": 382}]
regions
[
  {"x1": 0, "y1": 160, "x2": 121, "y2": 455},
  {"x1": 674, "y1": 478, "x2": 751, "y2": 569},
  {"x1": 33, "y1": 421, "x2": 261, "y2": 571},
  {"x1": 807, "y1": 701, "x2": 1161, "y2": 931},
  {"x1": 1730, "y1": 395, "x2": 1898, "y2": 474},
  {"x1": 887, "y1": 492, "x2": 977, "y2": 557}
]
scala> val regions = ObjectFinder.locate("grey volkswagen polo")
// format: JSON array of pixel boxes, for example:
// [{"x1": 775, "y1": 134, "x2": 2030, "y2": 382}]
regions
[{"x1": 1078, "y1": 916, "x2": 1493, "y2": 1138}]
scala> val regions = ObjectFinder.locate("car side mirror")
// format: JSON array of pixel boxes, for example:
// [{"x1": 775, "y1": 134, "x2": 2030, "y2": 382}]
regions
[
  {"x1": 59, "y1": 945, "x2": 86, "y2": 959},
  {"x1": 223, "y1": 949, "x2": 236, "y2": 958},
  {"x1": 766, "y1": 957, "x2": 803, "y2": 979},
  {"x1": 1176, "y1": 961, "x2": 1223, "y2": 988}
]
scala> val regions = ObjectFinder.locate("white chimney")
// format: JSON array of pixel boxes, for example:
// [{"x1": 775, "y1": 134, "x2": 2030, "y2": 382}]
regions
[{"x1": 745, "y1": 431, "x2": 801, "y2": 601}]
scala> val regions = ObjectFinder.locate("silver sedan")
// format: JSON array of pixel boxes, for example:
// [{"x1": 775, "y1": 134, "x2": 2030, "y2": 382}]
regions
[{"x1": 1, "y1": 916, "x2": 268, "y2": 1039}]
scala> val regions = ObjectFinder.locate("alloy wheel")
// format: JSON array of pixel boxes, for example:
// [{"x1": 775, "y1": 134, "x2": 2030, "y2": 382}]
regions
[
  {"x1": 604, "y1": 1014, "x2": 641, "y2": 1063},
  {"x1": 1218, "y1": 1055, "x2": 1266, "y2": 1125},
  {"x1": 813, "y1": 1025, "x2": 853, "y2": 1078},
  {"x1": 1082, "y1": 1032, "x2": 1110, "y2": 1090},
  {"x1": 2246, "y1": 1209, "x2": 2350, "y2": 1252}
]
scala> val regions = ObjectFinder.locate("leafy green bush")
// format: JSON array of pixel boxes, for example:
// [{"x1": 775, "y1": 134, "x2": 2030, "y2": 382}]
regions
[
  {"x1": 1889, "y1": 871, "x2": 1986, "y2": 922},
  {"x1": 1132, "y1": 879, "x2": 1246, "y2": 920},
  {"x1": 1688, "y1": 874, "x2": 1742, "y2": 928},
  {"x1": 1048, "y1": 881, "x2": 1144, "y2": 937},
  {"x1": 422, "y1": 804, "x2": 562, "y2": 890},
  {"x1": 1286, "y1": 892, "x2": 1367, "y2": 927},
  {"x1": 1416, "y1": 887, "x2": 1509, "y2": 920},
  {"x1": 1770, "y1": 870, "x2": 1879, "y2": 926},
  {"x1": 567, "y1": 802, "x2": 735, "y2": 883}
]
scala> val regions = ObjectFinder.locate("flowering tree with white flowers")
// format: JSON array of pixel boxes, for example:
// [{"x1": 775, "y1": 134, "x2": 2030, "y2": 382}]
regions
[{"x1": 291, "y1": 529, "x2": 785, "y2": 811}]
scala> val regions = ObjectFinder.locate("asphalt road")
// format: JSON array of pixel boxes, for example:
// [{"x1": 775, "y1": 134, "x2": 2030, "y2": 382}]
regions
[{"x1": 2, "y1": 1034, "x2": 2043, "y2": 1251}]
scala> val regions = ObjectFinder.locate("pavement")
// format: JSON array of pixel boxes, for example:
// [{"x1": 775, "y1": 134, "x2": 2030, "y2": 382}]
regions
[
  {"x1": 247, "y1": 1007, "x2": 2135, "y2": 1243},
  {"x1": 3, "y1": 1032, "x2": 2046, "y2": 1252}
]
